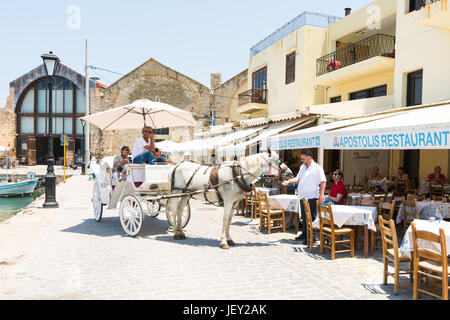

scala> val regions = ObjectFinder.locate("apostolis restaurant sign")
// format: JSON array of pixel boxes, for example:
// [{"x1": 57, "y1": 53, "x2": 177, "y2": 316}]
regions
[
  {"x1": 327, "y1": 129, "x2": 450, "y2": 150},
  {"x1": 265, "y1": 135, "x2": 321, "y2": 151}
]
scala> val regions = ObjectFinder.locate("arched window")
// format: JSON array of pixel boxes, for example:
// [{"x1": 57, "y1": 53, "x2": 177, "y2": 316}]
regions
[{"x1": 17, "y1": 76, "x2": 86, "y2": 164}]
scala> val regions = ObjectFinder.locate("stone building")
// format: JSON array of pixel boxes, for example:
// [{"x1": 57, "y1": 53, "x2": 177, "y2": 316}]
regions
[
  {"x1": 0, "y1": 63, "x2": 98, "y2": 165},
  {"x1": 89, "y1": 58, "x2": 247, "y2": 160}
]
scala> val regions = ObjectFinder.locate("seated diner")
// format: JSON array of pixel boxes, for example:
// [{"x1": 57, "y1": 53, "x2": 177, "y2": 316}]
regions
[{"x1": 322, "y1": 170, "x2": 346, "y2": 205}]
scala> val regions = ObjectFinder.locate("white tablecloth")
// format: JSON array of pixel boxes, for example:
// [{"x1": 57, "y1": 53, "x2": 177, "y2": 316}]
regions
[
  {"x1": 268, "y1": 194, "x2": 299, "y2": 212},
  {"x1": 396, "y1": 201, "x2": 450, "y2": 224},
  {"x1": 347, "y1": 193, "x2": 394, "y2": 205},
  {"x1": 368, "y1": 179, "x2": 395, "y2": 192},
  {"x1": 418, "y1": 183, "x2": 450, "y2": 196},
  {"x1": 399, "y1": 219, "x2": 450, "y2": 259},
  {"x1": 347, "y1": 193, "x2": 373, "y2": 206},
  {"x1": 312, "y1": 205, "x2": 378, "y2": 232}
]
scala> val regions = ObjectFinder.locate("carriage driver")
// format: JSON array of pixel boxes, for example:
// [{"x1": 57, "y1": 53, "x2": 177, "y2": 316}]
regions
[{"x1": 132, "y1": 126, "x2": 156, "y2": 165}]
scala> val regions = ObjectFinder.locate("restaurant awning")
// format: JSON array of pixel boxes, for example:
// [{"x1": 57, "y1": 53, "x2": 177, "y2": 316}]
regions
[
  {"x1": 267, "y1": 102, "x2": 450, "y2": 151},
  {"x1": 175, "y1": 126, "x2": 266, "y2": 156},
  {"x1": 219, "y1": 117, "x2": 317, "y2": 158},
  {"x1": 325, "y1": 103, "x2": 450, "y2": 150}
]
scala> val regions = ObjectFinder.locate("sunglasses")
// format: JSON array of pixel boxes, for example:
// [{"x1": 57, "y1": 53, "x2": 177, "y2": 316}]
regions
[{"x1": 144, "y1": 131, "x2": 152, "y2": 133}]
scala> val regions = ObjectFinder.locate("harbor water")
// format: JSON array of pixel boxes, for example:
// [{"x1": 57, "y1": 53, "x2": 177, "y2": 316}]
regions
[{"x1": 0, "y1": 187, "x2": 45, "y2": 222}]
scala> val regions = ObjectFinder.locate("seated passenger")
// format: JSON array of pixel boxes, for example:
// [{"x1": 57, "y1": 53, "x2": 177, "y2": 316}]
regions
[
  {"x1": 113, "y1": 146, "x2": 131, "y2": 173},
  {"x1": 427, "y1": 166, "x2": 447, "y2": 184},
  {"x1": 132, "y1": 126, "x2": 156, "y2": 165},
  {"x1": 322, "y1": 170, "x2": 346, "y2": 205}
]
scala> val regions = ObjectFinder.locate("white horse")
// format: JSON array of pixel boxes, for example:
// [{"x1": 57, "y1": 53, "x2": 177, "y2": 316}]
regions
[{"x1": 166, "y1": 150, "x2": 292, "y2": 249}]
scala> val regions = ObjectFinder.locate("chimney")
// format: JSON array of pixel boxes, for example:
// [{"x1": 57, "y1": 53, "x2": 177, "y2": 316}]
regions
[
  {"x1": 210, "y1": 73, "x2": 222, "y2": 90},
  {"x1": 345, "y1": 8, "x2": 352, "y2": 16}
]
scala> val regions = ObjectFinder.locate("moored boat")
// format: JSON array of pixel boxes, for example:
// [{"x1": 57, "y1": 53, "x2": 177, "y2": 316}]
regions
[{"x1": 0, "y1": 178, "x2": 40, "y2": 196}]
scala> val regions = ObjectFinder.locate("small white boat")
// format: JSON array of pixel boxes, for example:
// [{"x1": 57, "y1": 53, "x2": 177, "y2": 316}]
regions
[
  {"x1": 0, "y1": 152, "x2": 39, "y2": 196},
  {"x1": 0, "y1": 178, "x2": 39, "y2": 196}
]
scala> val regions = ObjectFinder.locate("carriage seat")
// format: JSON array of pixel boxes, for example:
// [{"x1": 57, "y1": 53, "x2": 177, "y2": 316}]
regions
[{"x1": 125, "y1": 164, "x2": 172, "y2": 192}]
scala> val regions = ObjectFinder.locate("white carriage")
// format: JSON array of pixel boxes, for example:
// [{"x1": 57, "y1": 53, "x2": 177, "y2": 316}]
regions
[{"x1": 90, "y1": 159, "x2": 191, "y2": 237}]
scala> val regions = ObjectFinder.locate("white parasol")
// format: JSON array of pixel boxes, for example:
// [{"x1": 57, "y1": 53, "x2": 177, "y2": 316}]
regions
[{"x1": 80, "y1": 99, "x2": 197, "y2": 130}]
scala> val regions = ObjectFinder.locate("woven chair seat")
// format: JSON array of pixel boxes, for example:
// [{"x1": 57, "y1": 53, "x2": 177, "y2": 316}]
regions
[
  {"x1": 322, "y1": 226, "x2": 353, "y2": 234},
  {"x1": 419, "y1": 259, "x2": 450, "y2": 273},
  {"x1": 386, "y1": 248, "x2": 411, "y2": 262}
]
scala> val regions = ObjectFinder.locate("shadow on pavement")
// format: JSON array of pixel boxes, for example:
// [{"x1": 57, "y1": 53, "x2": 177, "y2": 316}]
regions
[
  {"x1": 153, "y1": 234, "x2": 277, "y2": 248},
  {"x1": 61, "y1": 216, "x2": 170, "y2": 238}
]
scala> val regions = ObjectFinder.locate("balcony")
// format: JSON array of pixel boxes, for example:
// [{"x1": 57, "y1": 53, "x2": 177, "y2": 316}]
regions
[
  {"x1": 307, "y1": 95, "x2": 395, "y2": 118},
  {"x1": 416, "y1": 0, "x2": 450, "y2": 31},
  {"x1": 237, "y1": 88, "x2": 268, "y2": 114},
  {"x1": 316, "y1": 34, "x2": 395, "y2": 86}
]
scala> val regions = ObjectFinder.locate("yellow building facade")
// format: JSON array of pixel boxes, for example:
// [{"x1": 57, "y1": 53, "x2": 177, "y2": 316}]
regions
[{"x1": 239, "y1": 0, "x2": 450, "y2": 185}]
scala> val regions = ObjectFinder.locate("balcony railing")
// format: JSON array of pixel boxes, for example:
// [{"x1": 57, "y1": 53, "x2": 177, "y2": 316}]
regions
[
  {"x1": 238, "y1": 88, "x2": 268, "y2": 106},
  {"x1": 420, "y1": 0, "x2": 440, "y2": 8},
  {"x1": 316, "y1": 34, "x2": 396, "y2": 77}
]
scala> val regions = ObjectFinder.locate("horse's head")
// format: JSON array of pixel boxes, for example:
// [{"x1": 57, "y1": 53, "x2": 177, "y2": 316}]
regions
[
  {"x1": 260, "y1": 148, "x2": 294, "y2": 181},
  {"x1": 280, "y1": 163, "x2": 294, "y2": 181}
]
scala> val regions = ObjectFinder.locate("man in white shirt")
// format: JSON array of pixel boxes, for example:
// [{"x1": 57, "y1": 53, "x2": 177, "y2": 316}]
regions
[
  {"x1": 132, "y1": 126, "x2": 156, "y2": 164},
  {"x1": 282, "y1": 149, "x2": 326, "y2": 243}
]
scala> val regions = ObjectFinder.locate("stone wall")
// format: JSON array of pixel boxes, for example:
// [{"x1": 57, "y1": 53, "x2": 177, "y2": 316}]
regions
[
  {"x1": 0, "y1": 88, "x2": 17, "y2": 157},
  {"x1": 212, "y1": 69, "x2": 248, "y2": 123},
  {"x1": 90, "y1": 58, "x2": 225, "y2": 159}
]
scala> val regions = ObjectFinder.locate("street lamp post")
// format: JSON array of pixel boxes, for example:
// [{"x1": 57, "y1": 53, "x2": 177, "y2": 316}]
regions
[
  {"x1": 81, "y1": 119, "x2": 86, "y2": 175},
  {"x1": 41, "y1": 51, "x2": 60, "y2": 208}
]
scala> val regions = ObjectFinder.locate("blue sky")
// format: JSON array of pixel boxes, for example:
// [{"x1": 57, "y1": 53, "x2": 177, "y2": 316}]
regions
[{"x1": 0, "y1": 0, "x2": 373, "y2": 107}]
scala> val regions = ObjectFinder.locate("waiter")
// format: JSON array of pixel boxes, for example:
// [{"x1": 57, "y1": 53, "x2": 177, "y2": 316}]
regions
[{"x1": 282, "y1": 149, "x2": 326, "y2": 244}]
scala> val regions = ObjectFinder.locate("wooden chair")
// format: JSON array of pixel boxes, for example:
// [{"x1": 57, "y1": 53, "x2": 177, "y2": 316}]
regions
[
  {"x1": 402, "y1": 198, "x2": 419, "y2": 232},
  {"x1": 371, "y1": 200, "x2": 396, "y2": 254},
  {"x1": 242, "y1": 186, "x2": 258, "y2": 219},
  {"x1": 257, "y1": 191, "x2": 285, "y2": 234},
  {"x1": 379, "y1": 216, "x2": 413, "y2": 295},
  {"x1": 373, "y1": 192, "x2": 387, "y2": 207},
  {"x1": 394, "y1": 181, "x2": 408, "y2": 198},
  {"x1": 432, "y1": 194, "x2": 445, "y2": 201},
  {"x1": 412, "y1": 222, "x2": 449, "y2": 300},
  {"x1": 429, "y1": 182, "x2": 444, "y2": 199},
  {"x1": 359, "y1": 195, "x2": 374, "y2": 207},
  {"x1": 302, "y1": 198, "x2": 319, "y2": 252},
  {"x1": 317, "y1": 201, "x2": 354, "y2": 260}
]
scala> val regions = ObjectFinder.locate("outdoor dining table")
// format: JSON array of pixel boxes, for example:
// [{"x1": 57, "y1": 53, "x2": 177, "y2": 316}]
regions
[
  {"x1": 268, "y1": 194, "x2": 300, "y2": 232},
  {"x1": 399, "y1": 219, "x2": 450, "y2": 259},
  {"x1": 396, "y1": 200, "x2": 450, "y2": 224},
  {"x1": 418, "y1": 182, "x2": 450, "y2": 196}
]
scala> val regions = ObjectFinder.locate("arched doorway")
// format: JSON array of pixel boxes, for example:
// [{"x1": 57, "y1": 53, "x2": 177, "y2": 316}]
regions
[{"x1": 16, "y1": 76, "x2": 86, "y2": 165}]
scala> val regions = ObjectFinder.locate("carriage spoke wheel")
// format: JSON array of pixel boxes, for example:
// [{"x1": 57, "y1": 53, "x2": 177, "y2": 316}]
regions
[
  {"x1": 166, "y1": 202, "x2": 191, "y2": 229},
  {"x1": 120, "y1": 195, "x2": 144, "y2": 237},
  {"x1": 147, "y1": 200, "x2": 161, "y2": 218},
  {"x1": 92, "y1": 181, "x2": 103, "y2": 222}
]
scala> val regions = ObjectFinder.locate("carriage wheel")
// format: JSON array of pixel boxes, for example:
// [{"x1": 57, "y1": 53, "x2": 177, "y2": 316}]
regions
[
  {"x1": 92, "y1": 181, "x2": 103, "y2": 222},
  {"x1": 166, "y1": 202, "x2": 191, "y2": 229},
  {"x1": 147, "y1": 200, "x2": 161, "y2": 218},
  {"x1": 119, "y1": 195, "x2": 144, "y2": 237}
]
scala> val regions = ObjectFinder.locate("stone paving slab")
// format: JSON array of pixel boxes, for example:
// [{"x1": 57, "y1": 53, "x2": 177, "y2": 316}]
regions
[{"x1": 0, "y1": 175, "x2": 421, "y2": 300}]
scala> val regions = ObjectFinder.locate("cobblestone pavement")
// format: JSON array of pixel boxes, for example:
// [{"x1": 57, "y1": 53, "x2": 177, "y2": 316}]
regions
[{"x1": 0, "y1": 175, "x2": 419, "y2": 300}]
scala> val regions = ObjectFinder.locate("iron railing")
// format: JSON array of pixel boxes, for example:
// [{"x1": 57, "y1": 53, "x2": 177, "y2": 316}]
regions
[
  {"x1": 238, "y1": 88, "x2": 268, "y2": 106},
  {"x1": 316, "y1": 34, "x2": 395, "y2": 77}
]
